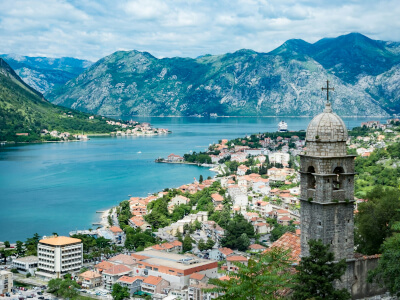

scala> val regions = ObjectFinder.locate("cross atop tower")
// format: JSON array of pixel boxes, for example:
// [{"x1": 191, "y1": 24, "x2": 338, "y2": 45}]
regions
[{"x1": 322, "y1": 80, "x2": 334, "y2": 103}]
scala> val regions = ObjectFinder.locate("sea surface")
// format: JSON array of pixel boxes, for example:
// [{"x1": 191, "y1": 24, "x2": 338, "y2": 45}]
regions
[{"x1": 0, "y1": 116, "x2": 387, "y2": 242}]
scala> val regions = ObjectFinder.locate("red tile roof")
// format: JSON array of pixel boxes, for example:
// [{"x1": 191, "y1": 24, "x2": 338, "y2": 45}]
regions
[
  {"x1": 249, "y1": 244, "x2": 266, "y2": 250},
  {"x1": 103, "y1": 264, "x2": 132, "y2": 275},
  {"x1": 95, "y1": 261, "x2": 115, "y2": 271},
  {"x1": 190, "y1": 273, "x2": 205, "y2": 280},
  {"x1": 118, "y1": 276, "x2": 145, "y2": 283},
  {"x1": 143, "y1": 276, "x2": 163, "y2": 285},
  {"x1": 109, "y1": 226, "x2": 123, "y2": 233},
  {"x1": 268, "y1": 232, "x2": 301, "y2": 263},
  {"x1": 219, "y1": 247, "x2": 233, "y2": 256},
  {"x1": 227, "y1": 255, "x2": 248, "y2": 262}
]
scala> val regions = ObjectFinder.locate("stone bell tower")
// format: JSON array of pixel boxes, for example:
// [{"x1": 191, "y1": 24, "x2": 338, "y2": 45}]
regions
[{"x1": 300, "y1": 81, "x2": 355, "y2": 260}]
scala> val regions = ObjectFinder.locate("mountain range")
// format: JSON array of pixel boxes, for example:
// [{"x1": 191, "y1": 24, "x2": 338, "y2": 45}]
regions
[
  {"x1": 0, "y1": 54, "x2": 92, "y2": 94},
  {"x1": 4, "y1": 33, "x2": 400, "y2": 117}
]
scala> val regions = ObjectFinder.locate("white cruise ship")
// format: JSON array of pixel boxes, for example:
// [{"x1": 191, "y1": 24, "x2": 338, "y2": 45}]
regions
[{"x1": 278, "y1": 121, "x2": 288, "y2": 132}]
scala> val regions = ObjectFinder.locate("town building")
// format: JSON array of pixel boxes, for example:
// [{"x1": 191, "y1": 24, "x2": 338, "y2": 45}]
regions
[
  {"x1": 141, "y1": 275, "x2": 170, "y2": 295},
  {"x1": 0, "y1": 271, "x2": 12, "y2": 293},
  {"x1": 12, "y1": 255, "x2": 38, "y2": 275},
  {"x1": 78, "y1": 270, "x2": 102, "y2": 289},
  {"x1": 36, "y1": 236, "x2": 83, "y2": 279},
  {"x1": 132, "y1": 250, "x2": 218, "y2": 288},
  {"x1": 116, "y1": 276, "x2": 145, "y2": 296},
  {"x1": 102, "y1": 264, "x2": 132, "y2": 290}
]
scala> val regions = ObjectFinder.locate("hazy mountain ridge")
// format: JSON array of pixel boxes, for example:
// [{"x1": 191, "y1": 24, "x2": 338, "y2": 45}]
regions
[
  {"x1": 46, "y1": 33, "x2": 400, "y2": 117},
  {"x1": 0, "y1": 54, "x2": 93, "y2": 94}
]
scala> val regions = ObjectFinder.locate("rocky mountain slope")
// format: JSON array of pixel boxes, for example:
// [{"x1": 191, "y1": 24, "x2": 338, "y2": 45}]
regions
[
  {"x1": 0, "y1": 59, "x2": 115, "y2": 142},
  {"x1": 0, "y1": 54, "x2": 92, "y2": 94},
  {"x1": 46, "y1": 33, "x2": 400, "y2": 117}
]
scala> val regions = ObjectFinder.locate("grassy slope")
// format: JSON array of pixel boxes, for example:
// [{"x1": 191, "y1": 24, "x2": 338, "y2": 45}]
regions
[{"x1": 0, "y1": 59, "x2": 116, "y2": 142}]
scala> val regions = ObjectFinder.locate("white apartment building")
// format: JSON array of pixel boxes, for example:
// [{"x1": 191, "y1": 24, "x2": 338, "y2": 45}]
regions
[
  {"x1": 268, "y1": 152, "x2": 290, "y2": 165},
  {"x1": 36, "y1": 236, "x2": 83, "y2": 279},
  {"x1": 12, "y1": 256, "x2": 38, "y2": 275},
  {"x1": 0, "y1": 271, "x2": 12, "y2": 293}
]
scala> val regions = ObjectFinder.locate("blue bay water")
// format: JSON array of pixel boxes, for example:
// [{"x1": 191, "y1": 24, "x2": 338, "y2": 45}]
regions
[{"x1": 0, "y1": 116, "x2": 386, "y2": 242}]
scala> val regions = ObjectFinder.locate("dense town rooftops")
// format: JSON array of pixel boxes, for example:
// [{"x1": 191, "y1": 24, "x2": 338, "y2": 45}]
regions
[{"x1": 39, "y1": 236, "x2": 81, "y2": 246}]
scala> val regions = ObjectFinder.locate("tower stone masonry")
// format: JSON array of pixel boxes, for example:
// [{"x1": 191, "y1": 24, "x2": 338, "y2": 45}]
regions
[{"x1": 300, "y1": 102, "x2": 355, "y2": 260}]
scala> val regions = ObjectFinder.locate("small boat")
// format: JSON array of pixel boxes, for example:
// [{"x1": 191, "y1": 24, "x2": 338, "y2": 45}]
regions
[{"x1": 137, "y1": 151, "x2": 142, "y2": 153}]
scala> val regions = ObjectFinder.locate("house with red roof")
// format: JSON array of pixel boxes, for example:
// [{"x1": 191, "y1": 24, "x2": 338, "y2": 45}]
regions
[
  {"x1": 211, "y1": 193, "x2": 224, "y2": 205},
  {"x1": 78, "y1": 270, "x2": 102, "y2": 289},
  {"x1": 102, "y1": 264, "x2": 132, "y2": 290},
  {"x1": 227, "y1": 256, "x2": 248, "y2": 272},
  {"x1": 189, "y1": 272, "x2": 208, "y2": 285},
  {"x1": 248, "y1": 244, "x2": 266, "y2": 253},
  {"x1": 166, "y1": 153, "x2": 184, "y2": 162},
  {"x1": 141, "y1": 275, "x2": 170, "y2": 295},
  {"x1": 116, "y1": 276, "x2": 145, "y2": 296}
]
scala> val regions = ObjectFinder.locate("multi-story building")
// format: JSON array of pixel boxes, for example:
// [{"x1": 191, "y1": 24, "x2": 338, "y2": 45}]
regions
[
  {"x1": 0, "y1": 271, "x2": 12, "y2": 293},
  {"x1": 12, "y1": 256, "x2": 38, "y2": 275},
  {"x1": 102, "y1": 264, "x2": 132, "y2": 290},
  {"x1": 132, "y1": 250, "x2": 218, "y2": 288},
  {"x1": 36, "y1": 236, "x2": 83, "y2": 279}
]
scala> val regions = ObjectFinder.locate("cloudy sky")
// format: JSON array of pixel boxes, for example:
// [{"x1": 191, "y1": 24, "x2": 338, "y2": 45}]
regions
[{"x1": 1, "y1": 0, "x2": 400, "y2": 62}]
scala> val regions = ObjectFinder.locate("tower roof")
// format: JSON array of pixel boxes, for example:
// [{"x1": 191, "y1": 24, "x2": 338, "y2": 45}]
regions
[{"x1": 306, "y1": 103, "x2": 348, "y2": 143}]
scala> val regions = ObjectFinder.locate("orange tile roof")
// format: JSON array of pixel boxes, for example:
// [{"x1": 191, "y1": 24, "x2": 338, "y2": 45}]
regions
[
  {"x1": 278, "y1": 216, "x2": 292, "y2": 221},
  {"x1": 39, "y1": 236, "x2": 81, "y2": 246},
  {"x1": 95, "y1": 261, "x2": 115, "y2": 271},
  {"x1": 227, "y1": 255, "x2": 248, "y2": 262},
  {"x1": 131, "y1": 253, "x2": 149, "y2": 261},
  {"x1": 109, "y1": 254, "x2": 136, "y2": 265},
  {"x1": 170, "y1": 240, "x2": 182, "y2": 247},
  {"x1": 249, "y1": 244, "x2": 266, "y2": 250},
  {"x1": 268, "y1": 232, "x2": 301, "y2": 263},
  {"x1": 143, "y1": 276, "x2": 163, "y2": 285},
  {"x1": 276, "y1": 209, "x2": 289, "y2": 214},
  {"x1": 219, "y1": 247, "x2": 234, "y2": 256},
  {"x1": 190, "y1": 273, "x2": 205, "y2": 280},
  {"x1": 211, "y1": 193, "x2": 224, "y2": 201},
  {"x1": 79, "y1": 270, "x2": 101, "y2": 279},
  {"x1": 103, "y1": 264, "x2": 132, "y2": 275},
  {"x1": 118, "y1": 276, "x2": 145, "y2": 284},
  {"x1": 109, "y1": 226, "x2": 123, "y2": 233}
]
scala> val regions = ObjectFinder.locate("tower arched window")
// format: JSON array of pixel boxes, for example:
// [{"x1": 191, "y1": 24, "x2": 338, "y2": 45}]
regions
[
  {"x1": 307, "y1": 166, "x2": 316, "y2": 189},
  {"x1": 333, "y1": 166, "x2": 345, "y2": 190}
]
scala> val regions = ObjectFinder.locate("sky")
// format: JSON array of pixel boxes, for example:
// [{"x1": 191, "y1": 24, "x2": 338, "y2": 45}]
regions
[{"x1": 1, "y1": 0, "x2": 400, "y2": 62}]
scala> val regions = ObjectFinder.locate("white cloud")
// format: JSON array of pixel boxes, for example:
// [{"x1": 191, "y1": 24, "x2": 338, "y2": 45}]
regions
[{"x1": 0, "y1": 0, "x2": 399, "y2": 61}]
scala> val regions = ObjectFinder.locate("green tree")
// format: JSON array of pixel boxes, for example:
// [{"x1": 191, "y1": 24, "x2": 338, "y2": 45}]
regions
[
  {"x1": 183, "y1": 234, "x2": 193, "y2": 252},
  {"x1": 206, "y1": 238, "x2": 215, "y2": 249},
  {"x1": 293, "y1": 239, "x2": 351, "y2": 300},
  {"x1": 47, "y1": 278, "x2": 79, "y2": 299},
  {"x1": 198, "y1": 239, "x2": 207, "y2": 251},
  {"x1": 355, "y1": 186, "x2": 400, "y2": 255},
  {"x1": 111, "y1": 283, "x2": 130, "y2": 300},
  {"x1": 199, "y1": 174, "x2": 204, "y2": 183},
  {"x1": 15, "y1": 241, "x2": 24, "y2": 256},
  {"x1": 4, "y1": 241, "x2": 10, "y2": 248},
  {"x1": 368, "y1": 222, "x2": 400, "y2": 296},
  {"x1": 207, "y1": 247, "x2": 294, "y2": 299}
]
